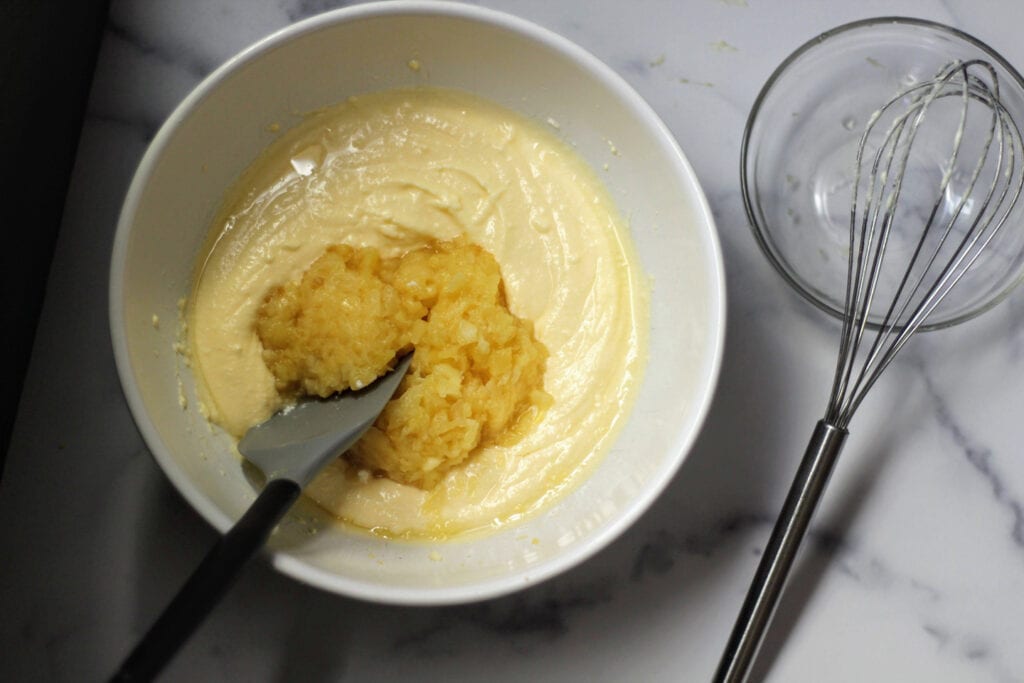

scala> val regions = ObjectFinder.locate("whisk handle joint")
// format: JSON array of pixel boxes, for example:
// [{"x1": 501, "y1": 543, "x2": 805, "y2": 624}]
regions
[{"x1": 713, "y1": 419, "x2": 848, "y2": 683}]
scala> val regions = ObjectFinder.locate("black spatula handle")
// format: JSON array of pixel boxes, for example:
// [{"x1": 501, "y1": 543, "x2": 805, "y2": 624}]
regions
[{"x1": 110, "y1": 478, "x2": 301, "y2": 682}]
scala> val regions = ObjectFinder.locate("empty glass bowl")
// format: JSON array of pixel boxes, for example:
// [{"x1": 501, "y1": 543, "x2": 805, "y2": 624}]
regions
[{"x1": 742, "y1": 17, "x2": 1024, "y2": 329}]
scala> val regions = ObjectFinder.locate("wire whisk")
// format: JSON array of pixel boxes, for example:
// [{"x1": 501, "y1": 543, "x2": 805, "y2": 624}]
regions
[{"x1": 716, "y1": 59, "x2": 1024, "y2": 683}]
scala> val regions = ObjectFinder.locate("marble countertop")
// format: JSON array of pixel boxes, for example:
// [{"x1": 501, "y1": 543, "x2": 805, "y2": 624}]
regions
[{"x1": 4, "y1": 0, "x2": 1024, "y2": 681}]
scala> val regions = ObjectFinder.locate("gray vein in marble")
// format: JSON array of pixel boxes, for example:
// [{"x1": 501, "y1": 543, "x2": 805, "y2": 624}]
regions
[
  {"x1": 617, "y1": 56, "x2": 654, "y2": 78},
  {"x1": 718, "y1": 506, "x2": 1021, "y2": 681},
  {"x1": 923, "y1": 622, "x2": 951, "y2": 646},
  {"x1": 921, "y1": 621, "x2": 1018, "y2": 683},
  {"x1": 630, "y1": 512, "x2": 769, "y2": 581},
  {"x1": 85, "y1": 35, "x2": 199, "y2": 139},
  {"x1": 830, "y1": 542, "x2": 944, "y2": 606},
  {"x1": 623, "y1": 505, "x2": 984, "y2": 681},
  {"x1": 920, "y1": 362, "x2": 1024, "y2": 548},
  {"x1": 105, "y1": 19, "x2": 212, "y2": 82},
  {"x1": 626, "y1": 507, "x2": 944, "y2": 601},
  {"x1": 391, "y1": 578, "x2": 615, "y2": 657}
]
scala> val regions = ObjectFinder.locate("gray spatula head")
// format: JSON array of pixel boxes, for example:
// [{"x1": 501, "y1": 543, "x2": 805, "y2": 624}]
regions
[{"x1": 238, "y1": 353, "x2": 412, "y2": 487}]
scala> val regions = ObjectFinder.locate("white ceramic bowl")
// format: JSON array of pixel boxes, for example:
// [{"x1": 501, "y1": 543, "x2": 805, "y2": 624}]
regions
[{"x1": 109, "y1": 1, "x2": 725, "y2": 605}]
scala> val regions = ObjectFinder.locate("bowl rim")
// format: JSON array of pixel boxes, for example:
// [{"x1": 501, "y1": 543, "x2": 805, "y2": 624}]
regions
[
  {"x1": 740, "y1": 15, "x2": 1024, "y2": 332},
  {"x1": 109, "y1": 0, "x2": 726, "y2": 605}
]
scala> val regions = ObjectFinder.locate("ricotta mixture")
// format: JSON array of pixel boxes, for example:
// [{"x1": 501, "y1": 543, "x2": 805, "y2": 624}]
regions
[
  {"x1": 256, "y1": 238, "x2": 552, "y2": 489},
  {"x1": 188, "y1": 87, "x2": 648, "y2": 538}
]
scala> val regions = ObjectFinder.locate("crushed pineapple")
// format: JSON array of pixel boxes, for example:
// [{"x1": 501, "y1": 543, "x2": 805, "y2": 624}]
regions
[
  {"x1": 256, "y1": 245, "x2": 423, "y2": 395},
  {"x1": 256, "y1": 239, "x2": 551, "y2": 489}
]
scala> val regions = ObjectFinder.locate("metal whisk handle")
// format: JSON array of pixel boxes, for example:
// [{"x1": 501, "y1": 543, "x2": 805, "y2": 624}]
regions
[{"x1": 713, "y1": 420, "x2": 848, "y2": 683}]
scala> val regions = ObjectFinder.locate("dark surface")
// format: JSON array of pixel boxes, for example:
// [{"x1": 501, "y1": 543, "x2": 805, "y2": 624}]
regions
[
  {"x1": 110, "y1": 478, "x2": 302, "y2": 682},
  {"x1": 0, "y1": 0, "x2": 110, "y2": 476}
]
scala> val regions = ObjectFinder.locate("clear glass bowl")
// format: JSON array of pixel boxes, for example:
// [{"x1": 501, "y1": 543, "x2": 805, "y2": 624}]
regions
[{"x1": 742, "y1": 17, "x2": 1024, "y2": 330}]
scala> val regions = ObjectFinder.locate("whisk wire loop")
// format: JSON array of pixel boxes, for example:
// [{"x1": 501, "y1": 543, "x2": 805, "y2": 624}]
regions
[{"x1": 826, "y1": 59, "x2": 1024, "y2": 427}]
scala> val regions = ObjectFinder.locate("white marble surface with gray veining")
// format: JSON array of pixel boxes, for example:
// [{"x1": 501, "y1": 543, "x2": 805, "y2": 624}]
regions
[{"x1": 3, "y1": 0, "x2": 1024, "y2": 681}]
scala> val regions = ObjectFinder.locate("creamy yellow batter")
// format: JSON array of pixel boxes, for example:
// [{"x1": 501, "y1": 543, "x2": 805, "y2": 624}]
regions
[{"x1": 188, "y1": 87, "x2": 647, "y2": 538}]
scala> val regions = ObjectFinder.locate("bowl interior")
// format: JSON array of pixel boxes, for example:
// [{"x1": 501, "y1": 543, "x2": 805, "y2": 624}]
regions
[
  {"x1": 744, "y1": 18, "x2": 1024, "y2": 329},
  {"x1": 111, "y1": 3, "x2": 724, "y2": 604}
]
